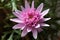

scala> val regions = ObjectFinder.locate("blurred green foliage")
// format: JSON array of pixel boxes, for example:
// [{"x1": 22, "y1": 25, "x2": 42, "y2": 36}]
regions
[{"x1": 0, "y1": 0, "x2": 60, "y2": 40}]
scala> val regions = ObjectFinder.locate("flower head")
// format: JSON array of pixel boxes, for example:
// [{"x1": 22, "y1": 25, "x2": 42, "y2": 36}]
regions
[{"x1": 10, "y1": 0, "x2": 51, "y2": 39}]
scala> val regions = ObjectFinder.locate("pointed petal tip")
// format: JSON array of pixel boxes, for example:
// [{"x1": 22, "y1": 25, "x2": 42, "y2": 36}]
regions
[
  {"x1": 10, "y1": 18, "x2": 24, "y2": 23},
  {"x1": 31, "y1": 0, "x2": 34, "y2": 8},
  {"x1": 44, "y1": 18, "x2": 51, "y2": 21},
  {"x1": 21, "y1": 34, "x2": 24, "y2": 37},
  {"x1": 46, "y1": 9, "x2": 50, "y2": 12},
  {"x1": 45, "y1": 9, "x2": 50, "y2": 13},
  {"x1": 41, "y1": 3, "x2": 44, "y2": 5},
  {"x1": 10, "y1": 19, "x2": 13, "y2": 21},
  {"x1": 20, "y1": 6, "x2": 25, "y2": 10},
  {"x1": 32, "y1": 29, "x2": 37, "y2": 39},
  {"x1": 44, "y1": 24, "x2": 50, "y2": 26},
  {"x1": 12, "y1": 26, "x2": 15, "y2": 29},
  {"x1": 12, "y1": 25, "x2": 18, "y2": 29},
  {"x1": 36, "y1": 3, "x2": 44, "y2": 13},
  {"x1": 47, "y1": 9, "x2": 50, "y2": 11},
  {"x1": 25, "y1": 0, "x2": 30, "y2": 9},
  {"x1": 41, "y1": 23, "x2": 50, "y2": 27},
  {"x1": 49, "y1": 18, "x2": 51, "y2": 19},
  {"x1": 41, "y1": 9, "x2": 50, "y2": 17},
  {"x1": 48, "y1": 18, "x2": 51, "y2": 20},
  {"x1": 46, "y1": 24, "x2": 50, "y2": 26},
  {"x1": 34, "y1": 36, "x2": 37, "y2": 39}
]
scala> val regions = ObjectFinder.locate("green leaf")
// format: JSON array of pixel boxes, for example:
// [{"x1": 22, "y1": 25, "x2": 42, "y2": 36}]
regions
[
  {"x1": 14, "y1": 30, "x2": 21, "y2": 35},
  {"x1": 1, "y1": 33, "x2": 8, "y2": 40},
  {"x1": 11, "y1": 0, "x2": 17, "y2": 11},
  {"x1": 7, "y1": 33, "x2": 13, "y2": 40}
]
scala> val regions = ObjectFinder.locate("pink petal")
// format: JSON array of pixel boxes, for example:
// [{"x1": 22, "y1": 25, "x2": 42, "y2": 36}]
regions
[
  {"x1": 41, "y1": 9, "x2": 50, "y2": 17},
  {"x1": 32, "y1": 29, "x2": 37, "y2": 39},
  {"x1": 10, "y1": 18, "x2": 24, "y2": 23},
  {"x1": 35, "y1": 24, "x2": 40, "y2": 28},
  {"x1": 13, "y1": 11, "x2": 25, "y2": 20},
  {"x1": 27, "y1": 27, "x2": 32, "y2": 32},
  {"x1": 20, "y1": 26, "x2": 25, "y2": 30},
  {"x1": 36, "y1": 3, "x2": 43, "y2": 13},
  {"x1": 21, "y1": 6, "x2": 24, "y2": 11},
  {"x1": 31, "y1": 1, "x2": 34, "y2": 8},
  {"x1": 43, "y1": 18, "x2": 51, "y2": 21},
  {"x1": 21, "y1": 28, "x2": 28, "y2": 37},
  {"x1": 12, "y1": 23, "x2": 25, "y2": 29},
  {"x1": 25, "y1": 0, "x2": 30, "y2": 9},
  {"x1": 13, "y1": 10, "x2": 21, "y2": 18},
  {"x1": 41, "y1": 23, "x2": 50, "y2": 27},
  {"x1": 15, "y1": 10, "x2": 21, "y2": 14},
  {"x1": 37, "y1": 28, "x2": 43, "y2": 32},
  {"x1": 13, "y1": 12, "x2": 20, "y2": 18}
]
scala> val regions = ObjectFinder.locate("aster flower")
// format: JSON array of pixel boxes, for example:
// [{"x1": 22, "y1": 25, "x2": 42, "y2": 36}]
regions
[{"x1": 10, "y1": 0, "x2": 51, "y2": 39}]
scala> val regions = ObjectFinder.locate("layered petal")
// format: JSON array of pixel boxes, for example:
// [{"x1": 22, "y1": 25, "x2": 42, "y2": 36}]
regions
[
  {"x1": 41, "y1": 9, "x2": 50, "y2": 17},
  {"x1": 43, "y1": 18, "x2": 51, "y2": 21},
  {"x1": 13, "y1": 10, "x2": 21, "y2": 19},
  {"x1": 10, "y1": 0, "x2": 51, "y2": 39},
  {"x1": 21, "y1": 28, "x2": 28, "y2": 37},
  {"x1": 25, "y1": 0, "x2": 30, "y2": 9},
  {"x1": 36, "y1": 3, "x2": 43, "y2": 13},
  {"x1": 15, "y1": 10, "x2": 21, "y2": 14},
  {"x1": 32, "y1": 29, "x2": 37, "y2": 39},
  {"x1": 31, "y1": 1, "x2": 34, "y2": 9},
  {"x1": 10, "y1": 18, "x2": 24, "y2": 23},
  {"x1": 41, "y1": 23, "x2": 50, "y2": 27},
  {"x1": 12, "y1": 23, "x2": 25, "y2": 29}
]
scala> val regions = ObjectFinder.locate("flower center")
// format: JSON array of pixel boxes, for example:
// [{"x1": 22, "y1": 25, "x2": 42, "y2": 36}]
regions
[{"x1": 28, "y1": 14, "x2": 33, "y2": 19}]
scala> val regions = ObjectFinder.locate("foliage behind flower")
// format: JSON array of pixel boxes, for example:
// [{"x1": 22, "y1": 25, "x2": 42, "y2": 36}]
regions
[{"x1": 10, "y1": 0, "x2": 51, "y2": 39}]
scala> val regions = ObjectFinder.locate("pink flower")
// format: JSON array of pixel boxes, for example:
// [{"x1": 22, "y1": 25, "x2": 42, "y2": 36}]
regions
[{"x1": 10, "y1": 0, "x2": 51, "y2": 39}]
